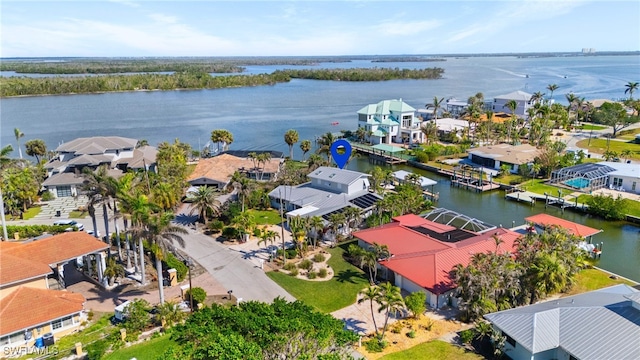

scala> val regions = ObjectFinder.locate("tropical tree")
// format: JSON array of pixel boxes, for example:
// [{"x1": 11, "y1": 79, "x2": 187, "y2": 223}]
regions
[
  {"x1": 210, "y1": 129, "x2": 234, "y2": 153},
  {"x1": 232, "y1": 211, "x2": 254, "y2": 242},
  {"x1": 13, "y1": 128, "x2": 24, "y2": 159},
  {"x1": 284, "y1": 129, "x2": 299, "y2": 160},
  {"x1": 420, "y1": 121, "x2": 438, "y2": 145},
  {"x1": 546, "y1": 84, "x2": 559, "y2": 102},
  {"x1": 316, "y1": 132, "x2": 336, "y2": 163},
  {"x1": 24, "y1": 139, "x2": 47, "y2": 163},
  {"x1": 426, "y1": 96, "x2": 445, "y2": 121},
  {"x1": 355, "y1": 127, "x2": 367, "y2": 143},
  {"x1": 376, "y1": 282, "x2": 405, "y2": 340},
  {"x1": 125, "y1": 192, "x2": 159, "y2": 285},
  {"x1": 0, "y1": 145, "x2": 14, "y2": 240},
  {"x1": 82, "y1": 165, "x2": 118, "y2": 247},
  {"x1": 327, "y1": 212, "x2": 345, "y2": 246},
  {"x1": 131, "y1": 212, "x2": 187, "y2": 304},
  {"x1": 299, "y1": 139, "x2": 311, "y2": 161},
  {"x1": 156, "y1": 300, "x2": 187, "y2": 328},
  {"x1": 503, "y1": 100, "x2": 518, "y2": 144},
  {"x1": 308, "y1": 215, "x2": 324, "y2": 249},
  {"x1": 404, "y1": 291, "x2": 427, "y2": 319},
  {"x1": 188, "y1": 185, "x2": 221, "y2": 225},
  {"x1": 591, "y1": 102, "x2": 639, "y2": 137},
  {"x1": 358, "y1": 286, "x2": 381, "y2": 338},
  {"x1": 231, "y1": 171, "x2": 252, "y2": 212},
  {"x1": 625, "y1": 81, "x2": 639, "y2": 100},
  {"x1": 531, "y1": 91, "x2": 545, "y2": 105}
]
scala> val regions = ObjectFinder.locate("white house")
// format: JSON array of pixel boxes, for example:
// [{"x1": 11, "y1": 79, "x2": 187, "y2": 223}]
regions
[
  {"x1": 357, "y1": 99, "x2": 424, "y2": 145},
  {"x1": 600, "y1": 161, "x2": 640, "y2": 193},
  {"x1": 485, "y1": 284, "x2": 640, "y2": 360},
  {"x1": 492, "y1": 91, "x2": 533, "y2": 119},
  {"x1": 269, "y1": 166, "x2": 381, "y2": 221}
]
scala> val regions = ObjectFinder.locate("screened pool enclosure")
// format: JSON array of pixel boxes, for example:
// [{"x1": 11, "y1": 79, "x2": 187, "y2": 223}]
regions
[{"x1": 550, "y1": 163, "x2": 615, "y2": 192}]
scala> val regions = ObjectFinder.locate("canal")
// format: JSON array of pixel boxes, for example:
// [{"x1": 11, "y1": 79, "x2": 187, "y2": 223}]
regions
[{"x1": 347, "y1": 157, "x2": 640, "y2": 282}]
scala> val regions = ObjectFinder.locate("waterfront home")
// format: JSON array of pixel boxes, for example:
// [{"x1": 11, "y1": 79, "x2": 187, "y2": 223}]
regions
[
  {"x1": 484, "y1": 284, "x2": 640, "y2": 360},
  {"x1": 357, "y1": 99, "x2": 424, "y2": 145},
  {"x1": 269, "y1": 166, "x2": 381, "y2": 222},
  {"x1": 550, "y1": 161, "x2": 640, "y2": 194},
  {"x1": 492, "y1": 90, "x2": 534, "y2": 119},
  {"x1": 445, "y1": 98, "x2": 469, "y2": 118},
  {"x1": 43, "y1": 136, "x2": 157, "y2": 198},
  {"x1": 0, "y1": 233, "x2": 108, "y2": 351},
  {"x1": 187, "y1": 151, "x2": 284, "y2": 189},
  {"x1": 468, "y1": 144, "x2": 539, "y2": 174},
  {"x1": 353, "y1": 213, "x2": 520, "y2": 308}
]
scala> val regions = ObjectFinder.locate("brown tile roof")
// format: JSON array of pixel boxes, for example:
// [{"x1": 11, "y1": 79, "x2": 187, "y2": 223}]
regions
[
  {"x1": 2, "y1": 232, "x2": 109, "y2": 267},
  {"x1": 187, "y1": 153, "x2": 281, "y2": 184},
  {"x1": 0, "y1": 251, "x2": 52, "y2": 286},
  {"x1": 0, "y1": 287, "x2": 85, "y2": 335}
]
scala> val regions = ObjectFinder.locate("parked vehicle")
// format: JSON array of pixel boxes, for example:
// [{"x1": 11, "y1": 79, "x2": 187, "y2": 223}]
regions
[{"x1": 53, "y1": 219, "x2": 84, "y2": 232}]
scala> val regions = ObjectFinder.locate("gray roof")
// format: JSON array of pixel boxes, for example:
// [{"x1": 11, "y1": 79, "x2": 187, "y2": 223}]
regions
[
  {"x1": 598, "y1": 161, "x2": 640, "y2": 179},
  {"x1": 494, "y1": 90, "x2": 533, "y2": 101},
  {"x1": 484, "y1": 284, "x2": 640, "y2": 360},
  {"x1": 55, "y1": 136, "x2": 137, "y2": 154},
  {"x1": 42, "y1": 173, "x2": 85, "y2": 187},
  {"x1": 307, "y1": 166, "x2": 369, "y2": 186}
]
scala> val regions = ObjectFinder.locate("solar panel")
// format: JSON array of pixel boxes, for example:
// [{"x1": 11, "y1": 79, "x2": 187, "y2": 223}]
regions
[
  {"x1": 321, "y1": 207, "x2": 348, "y2": 221},
  {"x1": 408, "y1": 226, "x2": 476, "y2": 243},
  {"x1": 349, "y1": 193, "x2": 381, "y2": 209}
]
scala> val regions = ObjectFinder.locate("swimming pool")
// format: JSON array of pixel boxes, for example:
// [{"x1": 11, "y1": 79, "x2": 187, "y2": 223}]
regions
[{"x1": 564, "y1": 178, "x2": 590, "y2": 189}]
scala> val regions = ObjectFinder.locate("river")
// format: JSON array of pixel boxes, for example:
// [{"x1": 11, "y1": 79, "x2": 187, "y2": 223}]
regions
[{"x1": 1, "y1": 55, "x2": 639, "y2": 281}]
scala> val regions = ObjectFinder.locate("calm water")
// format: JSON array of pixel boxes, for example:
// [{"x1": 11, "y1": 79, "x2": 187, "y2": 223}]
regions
[{"x1": 2, "y1": 55, "x2": 639, "y2": 280}]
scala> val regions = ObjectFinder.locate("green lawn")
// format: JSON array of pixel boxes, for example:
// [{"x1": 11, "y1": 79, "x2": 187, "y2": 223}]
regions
[
  {"x1": 6, "y1": 206, "x2": 41, "y2": 220},
  {"x1": 576, "y1": 138, "x2": 640, "y2": 159},
  {"x1": 247, "y1": 209, "x2": 282, "y2": 225},
  {"x1": 518, "y1": 179, "x2": 567, "y2": 196},
  {"x1": 566, "y1": 268, "x2": 636, "y2": 295},
  {"x1": 574, "y1": 194, "x2": 640, "y2": 217},
  {"x1": 617, "y1": 127, "x2": 640, "y2": 141},
  {"x1": 69, "y1": 210, "x2": 89, "y2": 218},
  {"x1": 379, "y1": 340, "x2": 482, "y2": 360},
  {"x1": 267, "y1": 242, "x2": 369, "y2": 313},
  {"x1": 104, "y1": 334, "x2": 176, "y2": 360},
  {"x1": 579, "y1": 124, "x2": 607, "y2": 131}
]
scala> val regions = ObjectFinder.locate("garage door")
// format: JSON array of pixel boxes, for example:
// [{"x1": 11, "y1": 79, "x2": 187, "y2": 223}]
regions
[{"x1": 56, "y1": 186, "x2": 72, "y2": 197}]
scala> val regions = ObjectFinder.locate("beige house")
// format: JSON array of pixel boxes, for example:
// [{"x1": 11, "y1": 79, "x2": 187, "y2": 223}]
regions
[
  {"x1": 0, "y1": 233, "x2": 108, "y2": 351},
  {"x1": 468, "y1": 144, "x2": 539, "y2": 173},
  {"x1": 188, "y1": 151, "x2": 283, "y2": 189}
]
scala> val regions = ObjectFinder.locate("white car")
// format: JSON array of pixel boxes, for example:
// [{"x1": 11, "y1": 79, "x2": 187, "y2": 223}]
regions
[
  {"x1": 53, "y1": 219, "x2": 85, "y2": 232},
  {"x1": 86, "y1": 229, "x2": 101, "y2": 238}
]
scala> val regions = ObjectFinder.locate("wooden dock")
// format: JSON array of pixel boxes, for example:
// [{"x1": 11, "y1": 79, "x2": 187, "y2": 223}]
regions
[
  {"x1": 451, "y1": 178, "x2": 500, "y2": 192},
  {"x1": 351, "y1": 144, "x2": 408, "y2": 165},
  {"x1": 505, "y1": 189, "x2": 589, "y2": 211},
  {"x1": 505, "y1": 190, "x2": 543, "y2": 205}
]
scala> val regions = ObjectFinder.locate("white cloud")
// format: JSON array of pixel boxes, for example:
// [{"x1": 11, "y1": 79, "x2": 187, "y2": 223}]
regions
[
  {"x1": 148, "y1": 13, "x2": 178, "y2": 24},
  {"x1": 107, "y1": 0, "x2": 141, "y2": 8}
]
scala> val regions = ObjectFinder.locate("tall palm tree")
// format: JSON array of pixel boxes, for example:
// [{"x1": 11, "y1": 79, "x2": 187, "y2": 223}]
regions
[
  {"x1": 503, "y1": 100, "x2": 518, "y2": 144},
  {"x1": 420, "y1": 121, "x2": 438, "y2": 145},
  {"x1": 126, "y1": 193, "x2": 159, "y2": 285},
  {"x1": 426, "y1": 96, "x2": 445, "y2": 121},
  {"x1": 317, "y1": 132, "x2": 336, "y2": 163},
  {"x1": 231, "y1": 171, "x2": 252, "y2": 212},
  {"x1": 82, "y1": 166, "x2": 118, "y2": 247},
  {"x1": 531, "y1": 91, "x2": 545, "y2": 105},
  {"x1": 358, "y1": 286, "x2": 381, "y2": 338},
  {"x1": 546, "y1": 84, "x2": 559, "y2": 103},
  {"x1": 284, "y1": 129, "x2": 299, "y2": 160},
  {"x1": 376, "y1": 282, "x2": 405, "y2": 340},
  {"x1": 0, "y1": 145, "x2": 14, "y2": 241},
  {"x1": 188, "y1": 185, "x2": 221, "y2": 225},
  {"x1": 299, "y1": 139, "x2": 312, "y2": 161},
  {"x1": 13, "y1": 128, "x2": 24, "y2": 159},
  {"x1": 327, "y1": 212, "x2": 345, "y2": 246},
  {"x1": 308, "y1": 215, "x2": 324, "y2": 249},
  {"x1": 625, "y1": 81, "x2": 639, "y2": 100},
  {"x1": 131, "y1": 212, "x2": 187, "y2": 304}
]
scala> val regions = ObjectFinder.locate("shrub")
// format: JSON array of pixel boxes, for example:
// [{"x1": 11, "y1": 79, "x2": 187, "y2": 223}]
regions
[
  {"x1": 222, "y1": 226, "x2": 239, "y2": 240},
  {"x1": 289, "y1": 268, "x2": 299, "y2": 277},
  {"x1": 313, "y1": 253, "x2": 326, "y2": 263},
  {"x1": 207, "y1": 220, "x2": 224, "y2": 233},
  {"x1": 363, "y1": 338, "x2": 387, "y2": 353},
  {"x1": 307, "y1": 271, "x2": 317, "y2": 279},
  {"x1": 253, "y1": 228, "x2": 262, "y2": 237},
  {"x1": 283, "y1": 262, "x2": 297, "y2": 271},
  {"x1": 298, "y1": 259, "x2": 313, "y2": 271},
  {"x1": 185, "y1": 287, "x2": 207, "y2": 308},
  {"x1": 586, "y1": 194, "x2": 628, "y2": 220},
  {"x1": 404, "y1": 291, "x2": 427, "y2": 319},
  {"x1": 390, "y1": 322, "x2": 403, "y2": 334},
  {"x1": 459, "y1": 329, "x2": 475, "y2": 344},
  {"x1": 85, "y1": 338, "x2": 109, "y2": 360},
  {"x1": 164, "y1": 253, "x2": 188, "y2": 282},
  {"x1": 40, "y1": 191, "x2": 54, "y2": 201},
  {"x1": 407, "y1": 329, "x2": 417, "y2": 338},
  {"x1": 318, "y1": 268, "x2": 328, "y2": 278}
]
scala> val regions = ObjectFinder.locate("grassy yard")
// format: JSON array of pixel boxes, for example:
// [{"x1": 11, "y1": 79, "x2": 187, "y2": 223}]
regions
[
  {"x1": 379, "y1": 340, "x2": 482, "y2": 360},
  {"x1": 104, "y1": 334, "x2": 176, "y2": 360},
  {"x1": 518, "y1": 179, "x2": 568, "y2": 196},
  {"x1": 576, "y1": 138, "x2": 640, "y2": 159},
  {"x1": 574, "y1": 194, "x2": 640, "y2": 217},
  {"x1": 579, "y1": 124, "x2": 607, "y2": 131},
  {"x1": 266, "y1": 242, "x2": 369, "y2": 313},
  {"x1": 69, "y1": 210, "x2": 89, "y2": 218},
  {"x1": 566, "y1": 268, "x2": 637, "y2": 296},
  {"x1": 247, "y1": 209, "x2": 282, "y2": 225},
  {"x1": 617, "y1": 127, "x2": 640, "y2": 141},
  {"x1": 6, "y1": 206, "x2": 41, "y2": 220}
]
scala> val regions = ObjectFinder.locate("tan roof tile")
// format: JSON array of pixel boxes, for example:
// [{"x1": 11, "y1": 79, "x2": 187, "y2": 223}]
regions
[{"x1": 2, "y1": 232, "x2": 108, "y2": 267}]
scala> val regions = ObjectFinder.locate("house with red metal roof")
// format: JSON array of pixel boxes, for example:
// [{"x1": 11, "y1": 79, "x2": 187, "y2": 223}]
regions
[
  {"x1": 0, "y1": 232, "x2": 108, "y2": 351},
  {"x1": 524, "y1": 213, "x2": 602, "y2": 239},
  {"x1": 353, "y1": 214, "x2": 521, "y2": 308}
]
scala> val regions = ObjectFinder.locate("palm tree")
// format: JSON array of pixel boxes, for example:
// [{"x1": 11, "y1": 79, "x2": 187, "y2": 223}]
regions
[
  {"x1": 284, "y1": 129, "x2": 299, "y2": 160},
  {"x1": 0, "y1": 145, "x2": 14, "y2": 241},
  {"x1": 625, "y1": 81, "x2": 639, "y2": 100},
  {"x1": 361, "y1": 250, "x2": 378, "y2": 285},
  {"x1": 317, "y1": 132, "x2": 336, "y2": 163},
  {"x1": 232, "y1": 211, "x2": 254, "y2": 242},
  {"x1": 426, "y1": 96, "x2": 445, "y2": 121},
  {"x1": 230, "y1": 171, "x2": 251, "y2": 212},
  {"x1": 131, "y1": 212, "x2": 187, "y2": 304},
  {"x1": 327, "y1": 212, "x2": 345, "y2": 246},
  {"x1": 358, "y1": 286, "x2": 381, "y2": 338},
  {"x1": 13, "y1": 128, "x2": 24, "y2": 159},
  {"x1": 82, "y1": 166, "x2": 118, "y2": 247},
  {"x1": 126, "y1": 193, "x2": 159, "y2": 285},
  {"x1": 156, "y1": 300, "x2": 187, "y2": 328},
  {"x1": 546, "y1": 84, "x2": 559, "y2": 103},
  {"x1": 299, "y1": 139, "x2": 312, "y2": 161},
  {"x1": 420, "y1": 121, "x2": 437, "y2": 145},
  {"x1": 376, "y1": 282, "x2": 405, "y2": 340},
  {"x1": 621, "y1": 149, "x2": 633, "y2": 162},
  {"x1": 342, "y1": 206, "x2": 361, "y2": 234},
  {"x1": 188, "y1": 186, "x2": 221, "y2": 225},
  {"x1": 531, "y1": 91, "x2": 545, "y2": 105},
  {"x1": 308, "y1": 215, "x2": 324, "y2": 249},
  {"x1": 503, "y1": 100, "x2": 518, "y2": 144},
  {"x1": 210, "y1": 129, "x2": 234, "y2": 153}
]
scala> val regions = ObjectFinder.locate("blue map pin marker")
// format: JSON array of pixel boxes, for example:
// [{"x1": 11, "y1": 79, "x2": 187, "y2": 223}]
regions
[{"x1": 330, "y1": 139, "x2": 352, "y2": 169}]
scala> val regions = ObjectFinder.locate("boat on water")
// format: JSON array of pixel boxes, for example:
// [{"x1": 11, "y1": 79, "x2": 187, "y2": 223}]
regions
[{"x1": 331, "y1": 122, "x2": 339, "y2": 125}]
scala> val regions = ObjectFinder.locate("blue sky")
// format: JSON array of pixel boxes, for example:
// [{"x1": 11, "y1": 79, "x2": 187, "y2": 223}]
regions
[{"x1": 1, "y1": 0, "x2": 639, "y2": 57}]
